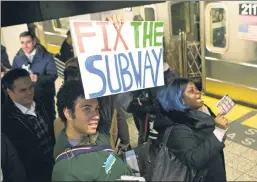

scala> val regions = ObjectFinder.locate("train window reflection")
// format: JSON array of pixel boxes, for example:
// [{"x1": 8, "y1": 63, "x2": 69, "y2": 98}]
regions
[
  {"x1": 144, "y1": 7, "x2": 155, "y2": 21},
  {"x1": 210, "y1": 8, "x2": 226, "y2": 48},
  {"x1": 205, "y1": 3, "x2": 228, "y2": 54},
  {"x1": 171, "y1": 2, "x2": 190, "y2": 36},
  {"x1": 52, "y1": 18, "x2": 70, "y2": 32}
]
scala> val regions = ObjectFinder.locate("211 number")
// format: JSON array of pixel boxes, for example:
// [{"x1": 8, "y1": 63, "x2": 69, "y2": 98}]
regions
[{"x1": 241, "y1": 3, "x2": 257, "y2": 16}]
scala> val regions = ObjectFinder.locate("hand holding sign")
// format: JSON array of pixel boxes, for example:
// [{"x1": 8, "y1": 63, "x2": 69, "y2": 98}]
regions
[
  {"x1": 215, "y1": 94, "x2": 234, "y2": 129},
  {"x1": 216, "y1": 94, "x2": 235, "y2": 115},
  {"x1": 106, "y1": 15, "x2": 124, "y2": 26},
  {"x1": 215, "y1": 112, "x2": 229, "y2": 129}
]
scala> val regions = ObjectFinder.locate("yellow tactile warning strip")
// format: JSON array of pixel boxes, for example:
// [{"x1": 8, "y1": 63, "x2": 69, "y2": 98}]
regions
[
  {"x1": 202, "y1": 94, "x2": 257, "y2": 150},
  {"x1": 243, "y1": 115, "x2": 257, "y2": 129},
  {"x1": 202, "y1": 95, "x2": 257, "y2": 129}
]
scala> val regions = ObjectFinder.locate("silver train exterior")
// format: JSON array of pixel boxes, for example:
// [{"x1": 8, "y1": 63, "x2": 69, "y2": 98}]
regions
[
  {"x1": 200, "y1": 1, "x2": 257, "y2": 108},
  {"x1": 32, "y1": 1, "x2": 257, "y2": 108}
]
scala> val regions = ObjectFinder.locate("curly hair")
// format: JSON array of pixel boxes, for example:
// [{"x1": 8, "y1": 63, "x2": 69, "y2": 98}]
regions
[
  {"x1": 56, "y1": 80, "x2": 85, "y2": 125},
  {"x1": 64, "y1": 66, "x2": 81, "y2": 82}
]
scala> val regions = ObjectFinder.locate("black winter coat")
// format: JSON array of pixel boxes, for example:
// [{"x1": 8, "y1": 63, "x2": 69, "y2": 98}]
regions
[
  {"x1": 98, "y1": 95, "x2": 130, "y2": 145},
  {"x1": 2, "y1": 99, "x2": 55, "y2": 182},
  {"x1": 1, "y1": 133, "x2": 26, "y2": 182},
  {"x1": 153, "y1": 107, "x2": 227, "y2": 182}
]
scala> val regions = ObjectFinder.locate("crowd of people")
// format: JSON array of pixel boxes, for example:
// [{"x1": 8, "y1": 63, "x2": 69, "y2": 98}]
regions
[{"x1": 1, "y1": 15, "x2": 230, "y2": 182}]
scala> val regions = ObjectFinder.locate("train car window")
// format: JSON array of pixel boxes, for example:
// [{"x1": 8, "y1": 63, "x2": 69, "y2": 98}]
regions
[
  {"x1": 170, "y1": 2, "x2": 190, "y2": 36},
  {"x1": 52, "y1": 18, "x2": 70, "y2": 33},
  {"x1": 205, "y1": 3, "x2": 228, "y2": 53},
  {"x1": 144, "y1": 7, "x2": 156, "y2": 21},
  {"x1": 210, "y1": 8, "x2": 226, "y2": 48}
]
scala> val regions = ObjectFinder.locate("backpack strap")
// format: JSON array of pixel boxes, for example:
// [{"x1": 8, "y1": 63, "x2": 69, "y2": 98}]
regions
[{"x1": 55, "y1": 144, "x2": 113, "y2": 163}]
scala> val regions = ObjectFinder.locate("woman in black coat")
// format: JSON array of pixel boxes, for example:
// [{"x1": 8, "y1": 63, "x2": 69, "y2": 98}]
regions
[{"x1": 154, "y1": 78, "x2": 229, "y2": 182}]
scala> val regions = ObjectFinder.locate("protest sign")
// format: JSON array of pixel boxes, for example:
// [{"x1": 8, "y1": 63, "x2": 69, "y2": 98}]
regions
[{"x1": 70, "y1": 20, "x2": 164, "y2": 99}]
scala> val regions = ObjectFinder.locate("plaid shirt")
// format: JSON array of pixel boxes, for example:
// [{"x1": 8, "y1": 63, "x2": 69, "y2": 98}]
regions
[{"x1": 29, "y1": 113, "x2": 54, "y2": 160}]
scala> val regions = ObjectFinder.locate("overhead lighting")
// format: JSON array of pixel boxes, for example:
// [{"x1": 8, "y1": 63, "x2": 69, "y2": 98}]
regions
[{"x1": 124, "y1": 7, "x2": 132, "y2": 12}]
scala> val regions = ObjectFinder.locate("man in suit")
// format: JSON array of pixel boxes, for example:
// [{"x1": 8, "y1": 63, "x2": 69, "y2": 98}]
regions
[
  {"x1": 2, "y1": 69, "x2": 55, "y2": 182},
  {"x1": 12, "y1": 31, "x2": 58, "y2": 123}
]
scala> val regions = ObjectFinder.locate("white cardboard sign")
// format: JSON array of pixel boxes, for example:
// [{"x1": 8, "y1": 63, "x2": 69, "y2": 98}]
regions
[{"x1": 70, "y1": 20, "x2": 164, "y2": 99}]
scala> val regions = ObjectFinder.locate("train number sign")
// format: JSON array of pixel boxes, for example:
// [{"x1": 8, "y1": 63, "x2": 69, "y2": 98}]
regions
[{"x1": 239, "y1": 3, "x2": 257, "y2": 16}]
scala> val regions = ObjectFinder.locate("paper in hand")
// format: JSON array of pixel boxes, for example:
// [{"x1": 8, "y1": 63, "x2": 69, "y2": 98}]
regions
[
  {"x1": 216, "y1": 94, "x2": 235, "y2": 115},
  {"x1": 22, "y1": 64, "x2": 32, "y2": 74}
]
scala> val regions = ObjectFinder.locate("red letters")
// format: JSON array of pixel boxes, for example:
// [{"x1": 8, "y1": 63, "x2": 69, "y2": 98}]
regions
[
  {"x1": 73, "y1": 21, "x2": 129, "y2": 53},
  {"x1": 73, "y1": 22, "x2": 96, "y2": 54},
  {"x1": 113, "y1": 23, "x2": 128, "y2": 51},
  {"x1": 96, "y1": 22, "x2": 111, "y2": 52}
]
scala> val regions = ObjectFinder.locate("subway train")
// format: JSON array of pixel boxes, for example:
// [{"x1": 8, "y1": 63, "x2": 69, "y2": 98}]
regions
[{"x1": 31, "y1": 1, "x2": 257, "y2": 108}]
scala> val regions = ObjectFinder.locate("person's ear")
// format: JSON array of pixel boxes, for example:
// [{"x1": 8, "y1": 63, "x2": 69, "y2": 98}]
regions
[
  {"x1": 63, "y1": 108, "x2": 73, "y2": 121},
  {"x1": 32, "y1": 39, "x2": 37, "y2": 47},
  {"x1": 7, "y1": 88, "x2": 14, "y2": 98}
]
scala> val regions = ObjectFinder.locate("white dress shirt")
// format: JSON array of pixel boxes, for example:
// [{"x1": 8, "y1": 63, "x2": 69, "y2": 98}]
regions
[
  {"x1": 25, "y1": 49, "x2": 36, "y2": 63},
  {"x1": 14, "y1": 101, "x2": 37, "y2": 117}
]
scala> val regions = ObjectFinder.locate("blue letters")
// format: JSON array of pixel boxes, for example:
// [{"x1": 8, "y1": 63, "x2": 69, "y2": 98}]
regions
[
  {"x1": 143, "y1": 50, "x2": 154, "y2": 88},
  {"x1": 128, "y1": 51, "x2": 142, "y2": 88},
  {"x1": 118, "y1": 53, "x2": 133, "y2": 92},
  {"x1": 84, "y1": 48, "x2": 163, "y2": 98},
  {"x1": 151, "y1": 48, "x2": 162, "y2": 86},
  {"x1": 105, "y1": 55, "x2": 122, "y2": 93},
  {"x1": 85, "y1": 55, "x2": 106, "y2": 98}
]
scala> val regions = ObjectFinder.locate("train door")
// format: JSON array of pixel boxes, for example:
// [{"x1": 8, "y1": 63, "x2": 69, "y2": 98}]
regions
[
  {"x1": 41, "y1": 18, "x2": 69, "y2": 55},
  {"x1": 201, "y1": 1, "x2": 257, "y2": 107},
  {"x1": 167, "y1": 1, "x2": 202, "y2": 88},
  {"x1": 141, "y1": 4, "x2": 157, "y2": 21}
]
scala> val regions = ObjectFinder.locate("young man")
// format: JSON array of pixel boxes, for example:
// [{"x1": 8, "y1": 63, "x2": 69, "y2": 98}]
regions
[
  {"x1": 53, "y1": 80, "x2": 133, "y2": 181},
  {"x1": 1, "y1": 69, "x2": 55, "y2": 182},
  {"x1": 60, "y1": 58, "x2": 131, "y2": 151},
  {"x1": 12, "y1": 31, "x2": 58, "y2": 123}
]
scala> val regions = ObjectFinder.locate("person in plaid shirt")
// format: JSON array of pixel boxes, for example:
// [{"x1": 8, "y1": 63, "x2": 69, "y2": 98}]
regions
[{"x1": 2, "y1": 68, "x2": 55, "y2": 182}]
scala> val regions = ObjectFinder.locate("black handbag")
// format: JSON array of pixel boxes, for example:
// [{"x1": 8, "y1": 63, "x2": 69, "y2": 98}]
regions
[{"x1": 145, "y1": 126, "x2": 196, "y2": 182}]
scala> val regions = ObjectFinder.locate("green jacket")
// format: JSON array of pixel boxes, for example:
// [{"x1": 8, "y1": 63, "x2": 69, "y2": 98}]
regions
[{"x1": 52, "y1": 130, "x2": 133, "y2": 181}]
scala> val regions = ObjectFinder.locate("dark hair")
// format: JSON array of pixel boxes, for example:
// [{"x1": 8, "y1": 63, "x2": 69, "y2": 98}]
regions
[
  {"x1": 64, "y1": 66, "x2": 81, "y2": 82},
  {"x1": 2, "y1": 68, "x2": 30, "y2": 91},
  {"x1": 1, "y1": 64, "x2": 6, "y2": 72},
  {"x1": 19, "y1": 31, "x2": 35, "y2": 40},
  {"x1": 157, "y1": 78, "x2": 191, "y2": 112},
  {"x1": 133, "y1": 15, "x2": 144, "y2": 21},
  {"x1": 57, "y1": 80, "x2": 85, "y2": 125},
  {"x1": 66, "y1": 30, "x2": 71, "y2": 36},
  {"x1": 65, "y1": 57, "x2": 79, "y2": 68},
  {"x1": 1, "y1": 82, "x2": 8, "y2": 106}
]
